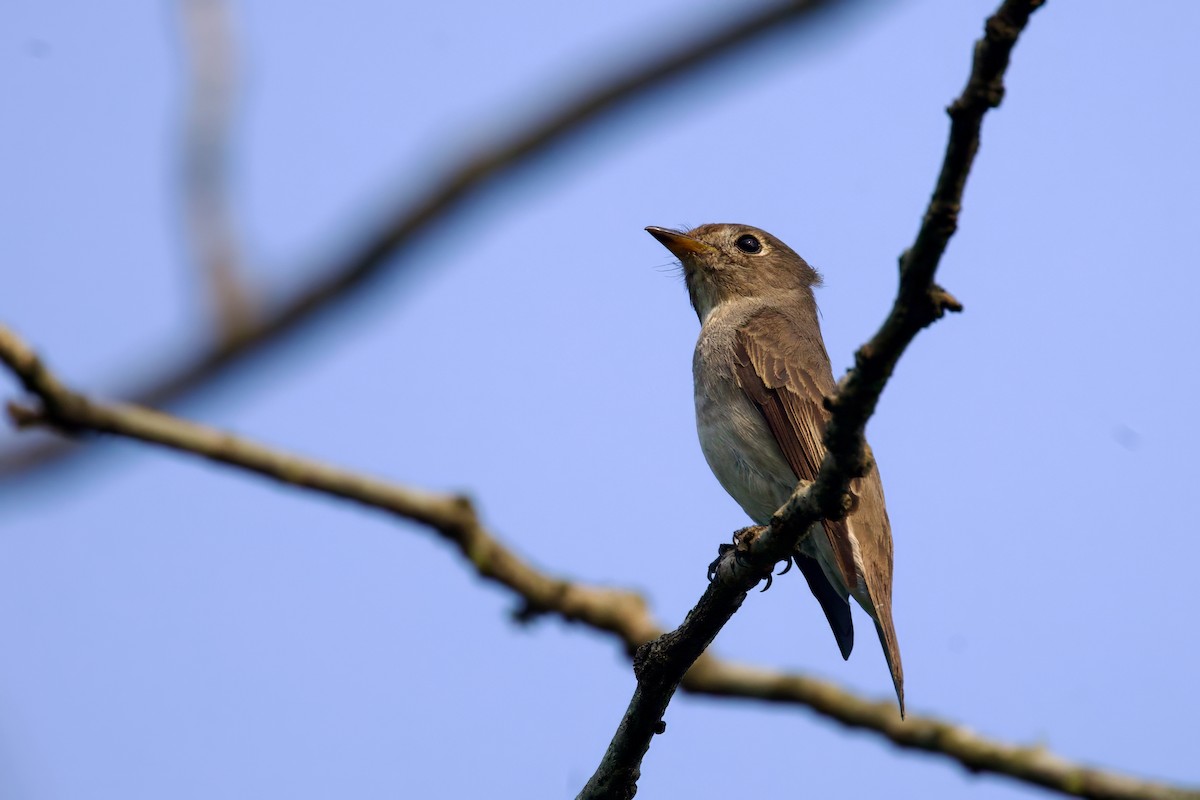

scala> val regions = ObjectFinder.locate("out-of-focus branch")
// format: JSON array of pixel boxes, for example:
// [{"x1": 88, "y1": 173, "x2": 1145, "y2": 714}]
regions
[
  {"x1": 180, "y1": 0, "x2": 255, "y2": 336},
  {"x1": 576, "y1": 1, "x2": 1043, "y2": 797},
  {"x1": 0, "y1": 0, "x2": 845, "y2": 481},
  {"x1": 0, "y1": 322, "x2": 1194, "y2": 800}
]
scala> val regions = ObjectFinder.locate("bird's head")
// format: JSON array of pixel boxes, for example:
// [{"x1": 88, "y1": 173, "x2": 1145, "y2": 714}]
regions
[{"x1": 646, "y1": 223, "x2": 821, "y2": 321}]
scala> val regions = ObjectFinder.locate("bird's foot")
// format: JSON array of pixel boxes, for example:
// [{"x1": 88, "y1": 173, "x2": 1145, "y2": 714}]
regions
[{"x1": 709, "y1": 526, "x2": 780, "y2": 589}]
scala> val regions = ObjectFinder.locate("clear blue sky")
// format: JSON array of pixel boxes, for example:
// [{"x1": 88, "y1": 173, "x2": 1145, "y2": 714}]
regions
[{"x1": 2, "y1": 1, "x2": 1198, "y2": 798}]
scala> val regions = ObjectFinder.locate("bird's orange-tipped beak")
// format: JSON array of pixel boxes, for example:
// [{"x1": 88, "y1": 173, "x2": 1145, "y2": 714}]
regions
[{"x1": 645, "y1": 226, "x2": 713, "y2": 259}]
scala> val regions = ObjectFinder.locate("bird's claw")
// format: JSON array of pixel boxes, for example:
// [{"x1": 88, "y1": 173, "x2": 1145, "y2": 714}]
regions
[
  {"x1": 708, "y1": 532, "x2": 761, "y2": 583},
  {"x1": 711, "y1": 527, "x2": 790, "y2": 592},
  {"x1": 760, "y1": 554, "x2": 798, "y2": 591},
  {"x1": 707, "y1": 543, "x2": 736, "y2": 583}
]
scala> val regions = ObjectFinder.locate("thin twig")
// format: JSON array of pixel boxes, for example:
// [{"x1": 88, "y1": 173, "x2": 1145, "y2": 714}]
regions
[
  {"x1": 576, "y1": 1, "x2": 1045, "y2": 797},
  {"x1": 1, "y1": 322, "x2": 1194, "y2": 800},
  {"x1": 0, "y1": 0, "x2": 843, "y2": 480}
]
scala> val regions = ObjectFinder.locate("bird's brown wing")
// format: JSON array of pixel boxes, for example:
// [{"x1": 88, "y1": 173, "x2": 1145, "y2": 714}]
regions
[
  {"x1": 731, "y1": 309, "x2": 859, "y2": 590},
  {"x1": 733, "y1": 308, "x2": 905, "y2": 713}
]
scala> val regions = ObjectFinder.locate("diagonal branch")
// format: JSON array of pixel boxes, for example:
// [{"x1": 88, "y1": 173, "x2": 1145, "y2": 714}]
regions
[
  {"x1": 0, "y1": 0, "x2": 844, "y2": 481},
  {"x1": 576, "y1": 1, "x2": 1045, "y2": 797},
  {"x1": 1, "y1": 318, "x2": 1195, "y2": 800},
  {"x1": 0, "y1": 327, "x2": 657, "y2": 648}
]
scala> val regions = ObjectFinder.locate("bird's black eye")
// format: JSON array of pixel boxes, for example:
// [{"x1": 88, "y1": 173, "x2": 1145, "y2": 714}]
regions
[{"x1": 735, "y1": 234, "x2": 762, "y2": 254}]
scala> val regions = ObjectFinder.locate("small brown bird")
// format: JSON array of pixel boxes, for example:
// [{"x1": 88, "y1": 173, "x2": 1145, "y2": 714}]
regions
[{"x1": 647, "y1": 223, "x2": 904, "y2": 714}]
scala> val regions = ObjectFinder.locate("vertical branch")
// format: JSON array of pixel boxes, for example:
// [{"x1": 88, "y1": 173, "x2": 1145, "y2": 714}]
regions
[
  {"x1": 179, "y1": 0, "x2": 254, "y2": 339},
  {"x1": 576, "y1": 1, "x2": 1045, "y2": 797}
]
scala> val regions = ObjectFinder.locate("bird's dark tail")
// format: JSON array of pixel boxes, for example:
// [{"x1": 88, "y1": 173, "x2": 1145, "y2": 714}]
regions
[{"x1": 795, "y1": 553, "x2": 854, "y2": 660}]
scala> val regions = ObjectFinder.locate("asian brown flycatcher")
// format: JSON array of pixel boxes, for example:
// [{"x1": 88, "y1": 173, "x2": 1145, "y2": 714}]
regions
[{"x1": 647, "y1": 223, "x2": 904, "y2": 714}]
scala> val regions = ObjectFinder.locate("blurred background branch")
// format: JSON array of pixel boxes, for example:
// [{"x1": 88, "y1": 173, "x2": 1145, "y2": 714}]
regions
[
  {"x1": 179, "y1": 0, "x2": 256, "y2": 338},
  {"x1": 0, "y1": 0, "x2": 839, "y2": 482}
]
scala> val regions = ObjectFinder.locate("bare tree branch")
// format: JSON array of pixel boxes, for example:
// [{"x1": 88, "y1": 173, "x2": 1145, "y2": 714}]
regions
[
  {"x1": 0, "y1": 0, "x2": 844, "y2": 481},
  {"x1": 687, "y1": 661, "x2": 1199, "y2": 800},
  {"x1": 576, "y1": 1, "x2": 1044, "y2": 797},
  {"x1": 179, "y1": 0, "x2": 255, "y2": 337},
  {"x1": 1, "y1": 320, "x2": 1194, "y2": 800}
]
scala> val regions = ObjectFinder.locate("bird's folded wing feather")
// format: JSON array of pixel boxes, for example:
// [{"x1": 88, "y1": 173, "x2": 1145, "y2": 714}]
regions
[{"x1": 730, "y1": 308, "x2": 859, "y2": 591}]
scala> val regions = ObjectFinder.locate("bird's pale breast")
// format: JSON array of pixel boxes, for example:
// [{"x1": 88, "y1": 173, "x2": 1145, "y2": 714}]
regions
[{"x1": 692, "y1": 303, "x2": 798, "y2": 526}]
